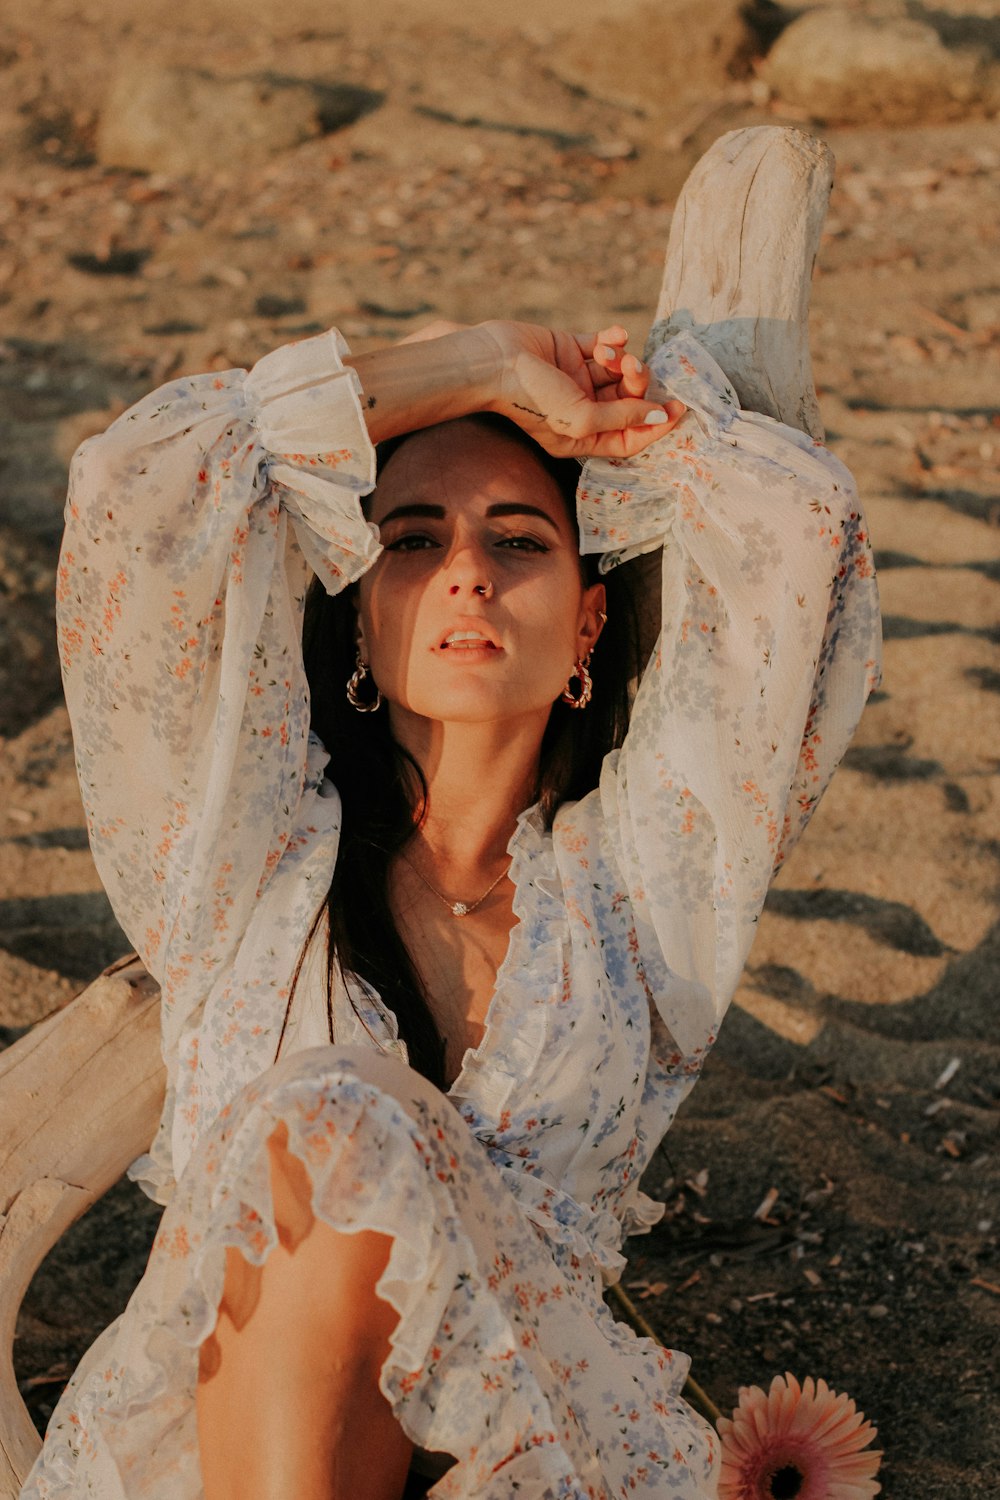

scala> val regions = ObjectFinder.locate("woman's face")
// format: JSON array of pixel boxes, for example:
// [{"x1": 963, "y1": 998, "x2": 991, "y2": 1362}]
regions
[{"x1": 356, "y1": 418, "x2": 605, "y2": 730}]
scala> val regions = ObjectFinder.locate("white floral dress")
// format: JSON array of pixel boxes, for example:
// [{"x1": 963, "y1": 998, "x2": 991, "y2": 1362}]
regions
[{"x1": 25, "y1": 329, "x2": 881, "y2": 1499}]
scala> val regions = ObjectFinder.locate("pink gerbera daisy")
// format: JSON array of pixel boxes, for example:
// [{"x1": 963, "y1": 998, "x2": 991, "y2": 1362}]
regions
[{"x1": 717, "y1": 1372, "x2": 882, "y2": 1499}]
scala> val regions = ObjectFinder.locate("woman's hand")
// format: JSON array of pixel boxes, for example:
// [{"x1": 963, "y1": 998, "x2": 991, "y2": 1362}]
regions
[
  {"x1": 348, "y1": 318, "x2": 684, "y2": 455},
  {"x1": 395, "y1": 318, "x2": 686, "y2": 459},
  {"x1": 480, "y1": 319, "x2": 685, "y2": 459}
]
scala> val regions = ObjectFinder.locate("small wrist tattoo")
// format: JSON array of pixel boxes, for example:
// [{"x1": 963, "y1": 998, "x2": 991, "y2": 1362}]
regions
[
  {"x1": 366, "y1": 395, "x2": 378, "y2": 409},
  {"x1": 513, "y1": 402, "x2": 546, "y2": 420}
]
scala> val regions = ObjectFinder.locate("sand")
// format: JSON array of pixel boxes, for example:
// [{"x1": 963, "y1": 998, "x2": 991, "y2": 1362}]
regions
[{"x1": 1, "y1": 2, "x2": 998, "y2": 1495}]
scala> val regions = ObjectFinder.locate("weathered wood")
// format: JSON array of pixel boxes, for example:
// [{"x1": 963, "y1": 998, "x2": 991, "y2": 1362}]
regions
[
  {"x1": 0, "y1": 958, "x2": 163, "y2": 1497},
  {"x1": 0, "y1": 123, "x2": 833, "y2": 1496},
  {"x1": 628, "y1": 124, "x2": 833, "y2": 667},
  {"x1": 645, "y1": 124, "x2": 834, "y2": 440}
]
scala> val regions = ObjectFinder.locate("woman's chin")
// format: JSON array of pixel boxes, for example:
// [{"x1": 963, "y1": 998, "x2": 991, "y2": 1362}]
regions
[{"x1": 390, "y1": 686, "x2": 555, "y2": 728}]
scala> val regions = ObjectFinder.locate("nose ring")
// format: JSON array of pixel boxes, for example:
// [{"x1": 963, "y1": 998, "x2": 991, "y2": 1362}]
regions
[{"x1": 474, "y1": 580, "x2": 494, "y2": 599}]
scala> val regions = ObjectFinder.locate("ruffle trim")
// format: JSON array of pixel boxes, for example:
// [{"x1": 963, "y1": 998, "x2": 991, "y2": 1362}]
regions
[
  {"x1": 245, "y1": 327, "x2": 376, "y2": 487},
  {"x1": 619, "y1": 1186, "x2": 668, "y2": 1239},
  {"x1": 246, "y1": 327, "x2": 383, "y2": 594},
  {"x1": 45, "y1": 1052, "x2": 592, "y2": 1500},
  {"x1": 447, "y1": 803, "x2": 566, "y2": 1120}
]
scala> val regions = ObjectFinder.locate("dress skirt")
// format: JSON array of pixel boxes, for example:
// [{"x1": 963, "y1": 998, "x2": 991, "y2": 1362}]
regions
[{"x1": 22, "y1": 1047, "x2": 718, "y2": 1500}]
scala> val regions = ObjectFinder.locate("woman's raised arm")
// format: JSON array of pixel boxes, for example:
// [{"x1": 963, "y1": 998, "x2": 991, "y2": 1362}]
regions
[
  {"x1": 58, "y1": 331, "x2": 384, "y2": 1062},
  {"x1": 578, "y1": 332, "x2": 882, "y2": 1062}
]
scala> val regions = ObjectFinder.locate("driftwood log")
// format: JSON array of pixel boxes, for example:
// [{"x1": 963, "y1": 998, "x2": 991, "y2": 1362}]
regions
[
  {"x1": 647, "y1": 124, "x2": 832, "y2": 439},
  {"x1": 0, "y1": 123, "x2": 833, "y2": 1497},
  {"x1": 0, "y1": 958, "x2": 162, "y2": 1490}
]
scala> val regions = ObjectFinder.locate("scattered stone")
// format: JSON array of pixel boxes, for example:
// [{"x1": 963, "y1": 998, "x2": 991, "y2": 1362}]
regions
[
  {"x1": 142, "y1": 318, "x2": 205, "y2": 335},
  {"x1": 548, "y1": 0, "x2": 760, "y2": 118},
  {"x1": 95, "y1": 65, "x2": 383, "y2": 176},
  {"x1": 254, "y1": 293, "x2": 308, "y2": 319},
  {"x1": 358, "y1": 298, "x2": 436, "y2": 320},
  {"x1": 764, "y1": 9, "x2": 1000, "y2": 125},
  {"x1": 65, "y1": 247, "x2": 152, "y2": 277}
]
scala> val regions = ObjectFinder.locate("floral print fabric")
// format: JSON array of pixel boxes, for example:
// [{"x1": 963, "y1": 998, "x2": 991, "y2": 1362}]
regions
[{"x1": 25, "y1": 328, "x2": 881, "y2": 1499}]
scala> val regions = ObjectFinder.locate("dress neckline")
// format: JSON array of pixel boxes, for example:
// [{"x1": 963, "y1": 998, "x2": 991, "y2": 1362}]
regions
[
  {"x1": 444, "y1": 800, "x2": 540, "y2": 1097},
  {"x1": 444, "y1": 800, "x2": 564, "y2": 1113}
]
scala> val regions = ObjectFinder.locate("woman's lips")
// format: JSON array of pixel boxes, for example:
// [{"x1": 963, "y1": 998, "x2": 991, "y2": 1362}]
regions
[{"x1": 438, "y1": 623, "x2": 502, "y2": 650}]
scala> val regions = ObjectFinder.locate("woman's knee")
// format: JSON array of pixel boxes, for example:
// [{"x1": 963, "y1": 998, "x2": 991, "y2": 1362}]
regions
[
  {"x1": 261, "y1": 1042, "x2": 450, "y2": 1129},
  {"x1": 201, "y1": 1128, "x2": 400, "y2": 1378}
]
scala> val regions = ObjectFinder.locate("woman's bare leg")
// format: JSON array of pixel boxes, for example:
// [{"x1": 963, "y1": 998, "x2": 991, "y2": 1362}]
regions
[{"x1": 196, "y1": 1121, "x2": 413, "y2": 1500}]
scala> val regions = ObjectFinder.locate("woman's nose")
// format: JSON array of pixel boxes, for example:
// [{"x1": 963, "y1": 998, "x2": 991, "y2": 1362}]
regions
[
  {"x1": 445, "y1": 542, "x2": 494, "y2": 599},
  {"x1": 449, "y1": 579, "x2": 494, "y2": 598}
]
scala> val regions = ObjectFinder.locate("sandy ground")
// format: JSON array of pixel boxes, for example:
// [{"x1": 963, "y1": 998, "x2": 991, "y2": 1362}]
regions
[{"x1": 1, "y1": 2, "x2": 998, "y2": 1495}]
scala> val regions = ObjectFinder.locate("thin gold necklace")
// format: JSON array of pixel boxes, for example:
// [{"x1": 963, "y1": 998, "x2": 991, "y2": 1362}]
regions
[{"x1": 401, "y1": 851, "x2": 510, "y2": 918}]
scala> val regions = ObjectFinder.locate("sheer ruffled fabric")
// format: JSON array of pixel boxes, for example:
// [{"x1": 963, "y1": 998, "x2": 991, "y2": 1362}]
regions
[
  {"x1": 28, "y1": 325, "x2": 881, "y2": 1498},
  {"x1": 25, "y1": 1050, "x2": 717, "y2": 1499},
  {"x1": 578, "y1": 332, "x2": 881, "y2": 1057}
]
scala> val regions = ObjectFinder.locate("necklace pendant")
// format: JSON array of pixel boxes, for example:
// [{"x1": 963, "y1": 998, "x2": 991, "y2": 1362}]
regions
[{"x1": 451, "y1": 901, "x2": 470, "y2": 917}]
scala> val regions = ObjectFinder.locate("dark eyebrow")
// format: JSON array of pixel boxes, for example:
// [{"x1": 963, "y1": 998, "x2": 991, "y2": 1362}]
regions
[
  {"x1": 377, "y1": 503, "x2": 445, "y2": 526},
  {"x1": 376, "y1": 501, "x2": 562, "y2": 535},
  {"x1": 485, "y1": 502, "x2": 562, "y2": 534}
]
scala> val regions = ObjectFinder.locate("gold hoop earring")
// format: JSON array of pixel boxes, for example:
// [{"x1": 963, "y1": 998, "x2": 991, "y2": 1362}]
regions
[
  {"x1": 346, "y1": 651, "x2": 383, "y2": 712},
  {"x1": 561, "y1": 653, "x2": 593, "y2": 710}
]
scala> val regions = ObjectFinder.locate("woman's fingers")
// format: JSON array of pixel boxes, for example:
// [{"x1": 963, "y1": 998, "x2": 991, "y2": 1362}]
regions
[
  {"x1": 586, "y1": 395, "x2": 686, "y2": 438},
  {"x1": 618, "y1": 352, "x2": 649, "y2": 398},
  {"x1": 572, "y1": 399, "x2": 688, "y2": 458},
  {"x1": 577, "y1": 326, "x2": 628, "y2": 367},
  {"x1": 586, "y1": 336, "x2": 650, "y2": 400},
  {"x1": 585, "y1": 333, "x2": 664, "y2": 416},
  {"x1": 597, "y1": 323, "x2": 629, "y2": 345}
]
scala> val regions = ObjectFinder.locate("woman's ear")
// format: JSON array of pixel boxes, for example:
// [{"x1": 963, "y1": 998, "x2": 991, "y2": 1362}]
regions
[{"x1": 577, "y1": 581, "x2": 607, "y2": 655}]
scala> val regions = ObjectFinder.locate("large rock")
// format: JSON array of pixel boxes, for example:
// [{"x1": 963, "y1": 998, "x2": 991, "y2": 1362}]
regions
[
  {"x1": 96, "y1": 65, "x2": 381, "y2": 175},
  {"x1": 764, "y1": 9, "x2": 1000, "y2": 124},
  {"x1": 548, "y1": 0, "x2": 760, "y2": 117}
]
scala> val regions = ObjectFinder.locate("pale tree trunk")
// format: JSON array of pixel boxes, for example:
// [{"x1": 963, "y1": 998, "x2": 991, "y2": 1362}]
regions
[
  {"x1": 0, "y1": 122, "x2": 834, "y2": 1497},
  {"x1": 646, "y1": 124, "x2": 833, "y2": 439},
  {"x1": 0, "y1": 959, "x2": 163, "y2": 1491}
]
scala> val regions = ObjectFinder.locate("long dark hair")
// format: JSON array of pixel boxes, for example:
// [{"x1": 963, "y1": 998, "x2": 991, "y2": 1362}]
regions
[{"x1": 297, "y1": 414, "x2": 643, "y2": 1088}]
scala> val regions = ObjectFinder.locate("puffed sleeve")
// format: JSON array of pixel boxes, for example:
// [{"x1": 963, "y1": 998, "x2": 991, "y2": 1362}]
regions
[
  {"x1": 578, "y1": 332, "x2": 882, "y2": 1059},
  {"x1": 56, "y1": 329, "x2": 380, "y2": 1064}
]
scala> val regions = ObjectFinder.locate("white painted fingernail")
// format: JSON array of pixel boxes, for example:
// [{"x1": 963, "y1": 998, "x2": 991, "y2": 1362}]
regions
[
  {"x1": 645, "y1": 408, "x2": 670, "y2": 424},
  {"x1": 600, "y1": 346, "x2": 617, "y2": 360}
]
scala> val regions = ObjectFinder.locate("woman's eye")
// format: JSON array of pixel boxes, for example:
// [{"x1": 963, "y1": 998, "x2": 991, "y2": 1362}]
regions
[
  {"x1": 496, "y1": 535, "x2": 548, "y2": 553},
  {"x1": 385, "y1": 534, "x2": 438, "y2": 552}
]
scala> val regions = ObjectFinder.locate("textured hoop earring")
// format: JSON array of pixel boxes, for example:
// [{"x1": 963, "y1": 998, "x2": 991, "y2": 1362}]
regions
[
  {"x1": 561, "y1": 653, "x2": 593, "y2": 710},
  {"x1": 346, "y1": 651, "x2": 383, "y2": 712}
]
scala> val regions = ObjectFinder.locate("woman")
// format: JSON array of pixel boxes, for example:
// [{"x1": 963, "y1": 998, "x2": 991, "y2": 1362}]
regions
[{"x1": 28, "y1": 316, "x2": 880, "y2": 1499}]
